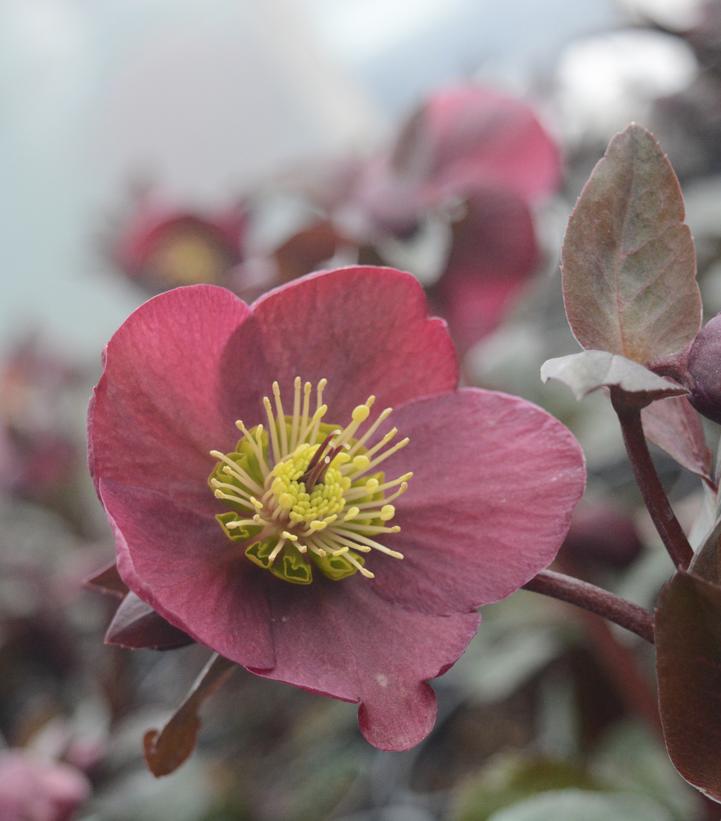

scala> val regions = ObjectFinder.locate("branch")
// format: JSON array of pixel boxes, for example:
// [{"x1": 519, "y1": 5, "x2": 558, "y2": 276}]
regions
[
  {"x1": 611, "y1": 391, "x2": 693, "y2": 569},
  {"x1": 523, "y1": 569, "x2": 655, "y2": 644}
]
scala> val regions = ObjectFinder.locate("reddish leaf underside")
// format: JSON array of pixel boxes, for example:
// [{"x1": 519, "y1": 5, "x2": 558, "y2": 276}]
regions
[
  {"x1": 641, "y1": 396, "x2": 713, "y2": 485},
  {"x1": 655, "y1": 570, "x2": 721, "y2": 803},
  {"x1": 105, "y1": 592, "x2": 193, "y2": 651},
  {"x1": 85, "y1": 561, "x2": 128, "y2": 599},
  {"x1": 143, "y1": 654, "x2": 235, "y2": 777},
  {"x1": 561, "y1": 124, "x2": 700, "y2": 364}
]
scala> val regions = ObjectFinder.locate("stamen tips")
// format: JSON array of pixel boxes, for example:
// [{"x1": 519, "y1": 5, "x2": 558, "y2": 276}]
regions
[
  {"x1": 352, "y1": 404, "x2": 371, "y2": 423},
  {"x1": 380, "y1": 504, "x2": 395, "y2": 521}
]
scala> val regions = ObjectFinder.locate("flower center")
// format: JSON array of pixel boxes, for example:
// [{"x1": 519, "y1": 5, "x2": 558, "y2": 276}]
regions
[{"x1": 208, "y1": 378, "x2": 412, "y2": 585}]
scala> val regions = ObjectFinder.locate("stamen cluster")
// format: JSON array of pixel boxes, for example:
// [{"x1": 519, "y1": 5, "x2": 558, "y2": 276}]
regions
[{"x1": 209, "y1": 378, "x2": 412, "y2": 584}]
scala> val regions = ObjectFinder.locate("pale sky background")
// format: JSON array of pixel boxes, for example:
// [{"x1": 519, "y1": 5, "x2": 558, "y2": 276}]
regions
[{"x1": 2, "y1": 0, "x2": 695, "y2": 362}]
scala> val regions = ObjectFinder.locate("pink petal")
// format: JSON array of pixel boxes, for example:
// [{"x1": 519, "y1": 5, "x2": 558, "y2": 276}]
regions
[
  {"x1": 251, "y1": 266, "x2": 458, "y2": 420},
  {"x1": 89, "y1": 284, "x2": 266, "y2": 513},
  {"x1": 99, "y1": 479, "x2": 275, "y2": 670},
  {"x1": 420, "y1": 85, "x2": 561, "y2": 201},
  {"x1": 369, "y1": 389, "x2": 585, "y2": 614},
  {"x1": 435, "y1": 187, "x2": 539, "y2": 350},
  {"x1": 0, "y1": 751, "x2": 90, "y2": 821},
  {"x1": 250, "y1": 578, "x2": 479, "y2": 750}
]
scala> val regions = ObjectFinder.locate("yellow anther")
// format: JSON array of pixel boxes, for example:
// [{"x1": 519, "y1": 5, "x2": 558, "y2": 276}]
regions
[
  {"x1": 380, "y1": 504, "x2": 395, "y2": 521},
  {"x1": 334, "y1": 451, "x2": 351, "y2": 465},
  {"x1": 352, "y1": 454, "x2": 371, "y2": 472},
  {"x1": 352, "y1": 404, "x2": 371, "y2": 423},
  {"x1": 365, "y1": 478, "x2": 379, "y2": 492},
  {"x1": 344, "y1": 506, "x2": 360, "y2": 521},
  {"x1": 282, "y1": 530, "x2": 298, "y2": 541},
  {"x1": 278, "y1": 492, "x2": 294, "y2": 509}
]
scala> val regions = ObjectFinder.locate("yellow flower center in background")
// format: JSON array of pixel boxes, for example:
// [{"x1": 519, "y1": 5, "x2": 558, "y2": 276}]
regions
[{"x1": 208, "y1": 378, "x2": 412, "y2": 585}]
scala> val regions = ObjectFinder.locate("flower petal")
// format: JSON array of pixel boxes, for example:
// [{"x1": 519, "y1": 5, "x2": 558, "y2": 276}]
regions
[
  {"x1": 369, "y1": 388, "x2": 585, "y2": 614},
  {"x1": 434, "y1": 187, "x2": 539, "y2": 351},
  {"x1": 421, "y1": 85, "x2": 561, "y2": 201},
  {"x1": 250, "y1": 266, "x2": 458, "y2": 420},
  {"x1": 99, "y1": 479, "x2": 275, "y2": 670},
  {"x1": 89, "y1": 284, "x2": 267, "y2": 512},
  {"x1": 250, "y1": 578, "x2": 479, "y2": 750}
]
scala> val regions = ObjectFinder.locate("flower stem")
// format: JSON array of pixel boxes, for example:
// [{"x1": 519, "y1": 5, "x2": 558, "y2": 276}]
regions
[
  {"x1": 522, "y1": 569, "x2": 655, "y2": 644},
  {"x1": 611, "y1": 392, "x2": 693, "y2": 569}
]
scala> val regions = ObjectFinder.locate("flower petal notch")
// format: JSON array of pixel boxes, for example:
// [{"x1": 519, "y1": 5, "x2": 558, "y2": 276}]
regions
[
  {"x1": 541, "y1": 351, "x2": 687, "y2": 406},
  {"x1": 89, "y1": 265, "x2": 586, "y2": 755},
  {"x1": 561, "y1": 123, "x2": 701, "y2": 365}
]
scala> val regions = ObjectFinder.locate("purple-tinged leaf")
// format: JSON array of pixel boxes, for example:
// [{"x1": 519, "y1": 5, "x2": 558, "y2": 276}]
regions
[
  {"x1": 105, "y1": 592, "x2": 193, "y2": 650},
  {"x1": 690, "y1": 518, "x2": 721, "y2": 587},
  {"x1": 641, "y1": 396, "x2": 713, "y2": 485},
  {"x1": 655, "y1": 570, "x2": 721, "y2": 802},
  {"x1": 85, "y1": 561, "x2": 128, "y2": 599},
  {"x1": 541, "y1": 351, "x2": 687, "y2": 404},
  {"x1": 561, "y1": 124, "x2": 701, "y2": 364},
  {"x1": 143, "y1": 654, "x2": 235, "y2": 777}
]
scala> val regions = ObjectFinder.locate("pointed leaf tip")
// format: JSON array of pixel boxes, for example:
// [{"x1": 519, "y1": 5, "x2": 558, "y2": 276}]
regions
[{"x1": 561, "y1": 124, "x2": 701, "y2": 364}]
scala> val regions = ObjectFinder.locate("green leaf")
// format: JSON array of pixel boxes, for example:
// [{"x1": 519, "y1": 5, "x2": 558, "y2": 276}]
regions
[
  {"x1": 452, "y1": 756, "x2": 598, "y2": 821},
  {"x1": 655, "y1": 570, "x2": 721, "y2": 802},
  {"x1": 143, "y1": 654, "x2": 235, "y2": 777},
  {"x1": 592, "y1": 722, "x2": 698, "y2": 820},
  {"x1": 641, "y1": 396, "x2": 712, "y2": 484},
  {"x1": 487, "y1": 789, "x2": 672, "y2": 821},
  {"x1": 540, "y1": 351, "x2": 686, "y2": 404},
  {"x1": 561, "y1": 124, "x2": 700, "y2": 364}
]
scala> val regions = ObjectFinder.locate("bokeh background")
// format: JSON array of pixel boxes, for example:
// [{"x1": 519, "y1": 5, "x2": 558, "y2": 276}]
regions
[{"x1": 2, "y1": 0, "x2": 721, "y2": 818}]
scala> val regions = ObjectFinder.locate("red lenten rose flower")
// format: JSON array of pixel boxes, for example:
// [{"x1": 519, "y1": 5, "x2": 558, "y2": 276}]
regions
[{"x1": 88, "y1": 265, "x2": 585, "y2": 750}]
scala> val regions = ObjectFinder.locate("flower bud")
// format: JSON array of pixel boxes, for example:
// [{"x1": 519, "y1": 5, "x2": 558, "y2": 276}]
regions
[{"x1": 687, "y1": 314, "x2": 721, "y2": 424}]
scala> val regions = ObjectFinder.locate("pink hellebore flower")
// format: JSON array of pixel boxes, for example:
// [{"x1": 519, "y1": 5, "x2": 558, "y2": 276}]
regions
[
  {"x1": 352, "y1": 86, "x2": 560, "y2": 350},
  {"x1": 0, "y1": 750, "x2": 90, "y2": 821},
  {"x1": 112, "y1": 197, "x2": 247, "y2": 292},
  {"x1": 88, "y1": 266, "x2": 585, "y2": 750}
]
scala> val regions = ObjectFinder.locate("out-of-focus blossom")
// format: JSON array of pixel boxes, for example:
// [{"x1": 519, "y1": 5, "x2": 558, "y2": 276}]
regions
[
  {"x1": 88, "y1": 266, "x2": 585, "y2": 751},
  {"x1": 288, "y1": 85, "x2": 560, "y2": 351},
  {"x1": 0, "y1": 337, "x2": 80, "y2": 501},
  {"x1": 0, "y1": 750, "x2": 90, "y2": 821},
  {"x1": 110, "y1": 192, "x2": 248, "y2": 293},
  {"x1": 560, "y1": 501, "x2": 644, "y2": 570}
]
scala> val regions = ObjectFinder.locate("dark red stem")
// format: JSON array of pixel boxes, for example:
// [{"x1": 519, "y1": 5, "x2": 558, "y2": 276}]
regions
[
  {"x1": 611, "y1": 392, "x2": 694, "y2": 570},
  {"x1": 523, "y1": 569, "x2": 655, "y2": 644}
]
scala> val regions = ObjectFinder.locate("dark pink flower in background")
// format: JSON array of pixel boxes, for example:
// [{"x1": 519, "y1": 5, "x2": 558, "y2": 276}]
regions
[
  {"x1": 0, "y1": 337, "x2": 80, "y2": 500},
  {"x1": 88, "y1": 266, "x2": 585, "y2": 750},
  {"x1": 340, "y1": 85, "x2": 561, "y2": 350},
  {"x1": 111, "y1": 193, "x2": 248, "y2": 293},
  {"x1": 0, "y1": 750, "x2": 90, "y2": 821}
]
